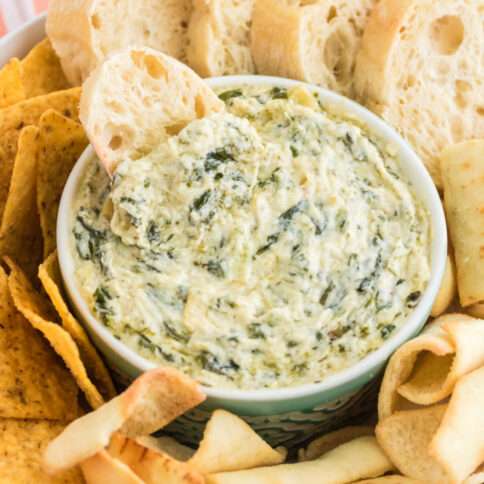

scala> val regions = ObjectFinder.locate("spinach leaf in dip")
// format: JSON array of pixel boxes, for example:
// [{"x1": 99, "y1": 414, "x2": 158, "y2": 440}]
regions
[{"x1": 71, "y1": 85, "x2": 431, "y2": 390}]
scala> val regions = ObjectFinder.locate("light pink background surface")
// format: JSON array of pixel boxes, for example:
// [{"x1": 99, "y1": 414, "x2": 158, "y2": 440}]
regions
[{"x1": 0, "y1": 0, "x2": 48, "y2": 38}]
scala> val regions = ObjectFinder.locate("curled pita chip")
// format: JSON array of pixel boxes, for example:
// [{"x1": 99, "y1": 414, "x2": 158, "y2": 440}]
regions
[
  {"x1": 44, "y1": 368, "x2": 205, "y2": 474},
  {"x1": 39, "y1": 251, "x2": 116, "y2": 400},
  {"x1": 108, "y1": 433, "x2": 204, "y2": 484},
  {"x1": 431, "y1": 254, "x2": 457, "y2": 318},
  {"x1": 298, "y1": 426, "x2": 374, "y2": 462},
  {"x1": 0, "y1": 58, "x2": 25, "y2": 108},
  {"x1": 81, "y1": 450, "x2": 143, "y2": 484},
  {"x1": 398, "y1": 315, "x2": 484, "y2": 406},
  {"x1": 430, "y1": 366, "x2": 484, "y2": 483},
  {"x1": 207, "y1": 436, "x2": 393, "y2": 484},
  {"x1": 0, "y1": 266, "x2": 78, "y2": 420},
  {"x1": 21, "y1": 38, "x2": 70, "y2": 98},
  {"x1": 376, "y1": 405, "x2": 449, "y2": 482},
  {"x1": 0, "y1": 125, "x2": 43, "y2": 280},
  {"x1": 189, "y1": 409, "x2": 286, "y2": 474},
  {"x1": 6, "y1": 257, "x2": 105, "y2": 410},
  {"x1": 37, "y1": 111, "x2": 88, "y2": 256},
  {"x1": 136, "y1": 435, "x2": 195, "y2": 462},
  {"x1": 0, "y1": 419, "x2": 84, "y2": 483}
]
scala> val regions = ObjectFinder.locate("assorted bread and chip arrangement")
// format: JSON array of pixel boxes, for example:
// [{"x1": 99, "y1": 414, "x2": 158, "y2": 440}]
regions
[{"x1": 0, "y1": 0, "x2": 482, "y2": 483}]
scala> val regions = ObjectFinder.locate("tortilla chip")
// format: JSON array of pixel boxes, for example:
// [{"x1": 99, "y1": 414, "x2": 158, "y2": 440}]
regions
[
  {"x1": 5, "y1": 257, "x2": 105, "y2": 409},
  {"x1": 0, "y1": 87, "x2": 81, "y2": 222},
  {"x1": 0, "y1": 419, "x2": 84, "y2": 483},
  {"x1": 298, "y1": 426, "x2": 374, "y2": 461},
  {"x1": 39, "y1": 251, "x2": 116, "y2": 400},
  {"x1": 430, "y1": 366, "x2": 484, "y2": 483},
  {"x1": 357, "y1": 477, "x2": 423, "y2": 483},
  {"x1": 398, "y1": 315, "x2": 484, "y2": 406},
  {"x1": 189, "y1": 409, "x2": 285, "y2": 474},
  {"x1": 0, "y1": 58, "x2": 25, "y2": 108},
  {"x1": 108, "y1": 433, "x2": 204, "y2": 483},
  {"x1": 376, "y1": 405, "x2": 449, "y2": 482},
  {"x1": 0, "y1": 126, "x2": 43, "y2": 280},
  {"x1": 0, "y1": 265, "x2": 78, "y2": 420},
  {"x1": 44, "y1": 368, "x2": 205, "y2": 474},
  {"x1": 431, "y1": 254, "x2": 457, "y2": 317},
  {"x1": 37, "y1": 111, "x2": 88, "y2": 256},
  {"x1": 207, "y1": 436, "x2": 393, "y2": 484},
  {"x1": 378, "y1": 316, "x2": 455, "y2": 419},
  {"x1": 81, "y1": 450, "x2": 143, "y2": 484},
  {"x1": 21, "y1": 38, "x2": 70, "y2": 98},
  {"x1": 136, "y1": 435, "x2": 195, "y2": 462}
]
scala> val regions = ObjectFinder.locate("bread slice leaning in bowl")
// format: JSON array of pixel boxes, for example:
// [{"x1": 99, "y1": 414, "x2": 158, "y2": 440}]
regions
[
  {"x1": 187, "y1": 0, "x2": 256, "y2": 77},
  {"x1": 354, "y1": 0, "x2": 484, "y2": 188},
  {"x1": 80, "y1": 47, "x2": 225, "y2": 175},
  {"x1": 46, "y1": 0, "x2": 192, "y2": 86},
  {"x1": 251, "y1": 0, "x2": 376, "y2": 96}
]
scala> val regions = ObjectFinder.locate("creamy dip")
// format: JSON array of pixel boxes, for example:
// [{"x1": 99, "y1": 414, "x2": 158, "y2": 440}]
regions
[{"x1": 72, "y1": 85, "x2": 431, "y2": 390}]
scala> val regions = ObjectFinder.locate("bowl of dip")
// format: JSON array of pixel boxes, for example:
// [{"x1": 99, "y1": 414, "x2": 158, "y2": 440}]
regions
[{"x1": 58, "y1": 76, "x2": 446, "y2": 447}]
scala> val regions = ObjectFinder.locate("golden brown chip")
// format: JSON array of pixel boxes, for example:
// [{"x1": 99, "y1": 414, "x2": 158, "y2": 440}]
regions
[
  {"x1": 37, "y1": 110, "x2": 88, "y2": 256},
  {"x1": 6, "y1": 257, "x2": 105, "y2": 409},
  {"x1": 467, "y1": 303, "x2": 484, "y2": 319},
  {"x1": 108, "y1": 433, "x2": 204, "y2": 484},
  {"x1": 376, "y1": 405, "x2": 450, "y2": 482},
  {"x1": 207, "y1": 436, "x2": 394, "y2": 484},
  {"x1": 189, "y1": 409, "x2": 286, "y2": 474},
  {"x1": 81, "y1": 450, "x2": 144, "y2": 484},
  {"x1": 39, "y1": 251, "x2": 116, "y2": 400},
  {"x1": 0, "y1": 87, "x2": 81, "y2": 222},
  {"x1": 430, "y1": 366, "x2": 484, "y2": 483},
  {"x1": 0, "y1": 419, "x2": 84, "y2": 483},
  {"x1": 0, "y1": 58, "x2": 25, "y2": 108},
  {"x1": 21, "y1": 38, "x2": 71, "y2": 98},
  {"x1": 298, "y1": 426, "x2": 374, "y2": 461},
  {"x1": 0, "y1": 265, "x2": 78, "y2": 421},
  {"x1": 0, "y1": 125, "x2": 43, "y2": 280}
]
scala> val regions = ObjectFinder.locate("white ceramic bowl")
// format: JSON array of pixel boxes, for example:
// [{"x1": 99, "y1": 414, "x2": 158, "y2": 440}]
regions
[{"x1": 57, "y1": 74, "x2": 447, "y2": 445}]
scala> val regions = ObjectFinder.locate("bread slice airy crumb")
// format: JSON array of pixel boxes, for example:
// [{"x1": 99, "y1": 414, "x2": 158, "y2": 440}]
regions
[
  {"x1": 251, "y1": 0, "x2": 376, "y2": 96},
  {"x1": 354, "y1": 0, "x2": 484, "y2": 187},
  {"x1": 80, "y1": 47, "x2": 224, "y2": 174},
  {"x1": 47, "y1": 0, "x2": 192, "y2": 85},
  {"x1": 187, "y1": 0, "x2": 256, "y2": 77}
]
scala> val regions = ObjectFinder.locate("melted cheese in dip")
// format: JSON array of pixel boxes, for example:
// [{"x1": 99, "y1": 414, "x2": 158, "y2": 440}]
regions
[{"x1": 72, "y1": 85, "x2": 431, "y2": 389}]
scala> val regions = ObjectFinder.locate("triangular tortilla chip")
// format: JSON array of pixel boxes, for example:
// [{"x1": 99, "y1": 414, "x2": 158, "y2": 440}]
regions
[
  {"x1": 0, "y1": 266, "x2": 78, "y2": 420},
  {"x1": 0, "y1": 87, "x2": 81, "y2": 222},
  {"x1": 21, "y1": 38, "x2": 71, "y2": 97},
  {"x1": 189, "y1": 410, "x2": 286, "y2": 474},
  {"x1": 39, "y1": 251, "x2": 116, "y2": 400},
  {"x1": 376, "y1": 405, "x2": 450, "y2": 482},
  {"x1": 5, "y1": 257, "x2": 105, "y2": 410},
  {"x1": 207, "y1": 437, "x2": 393, "y2": 484},
  {"x1": 0, "y1": 58, "x2": 25, "y2": 108},
  {"x1": 430, "y1": 366, "x2": 484, "y2": 483},
  {"x1": 44, "y1": 368, "x2": 205, "y2": 474},
  {"x1": 0, "y1": 125, "x2": 43, "y2": 280},
  {"x1": 0, "y1": 419, "x2": 84, "y2": 483},
  {"x1": 37, "y1": 110, "x2": 88, "y2": 256}
]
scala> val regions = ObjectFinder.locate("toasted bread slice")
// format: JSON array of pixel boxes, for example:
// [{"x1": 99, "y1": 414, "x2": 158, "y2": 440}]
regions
[
  {"x1": 354, "y1": 0, "x2": 484, "y2": 187},
  {"x1": 187, "y1": 0, "x2": 256, "y2": 77},
  {"x1": 46, "y1": 0, "x2": 192, "y2": 85},
  {"x1": 80, "y1": 47, "x2": 224, "y2": 174},
  {"x1": 251, "y1": 0, "x2": 376, "y2": 96},
  {"x1": 43, "y1": 368, "x2": 205, "y2": 474}
]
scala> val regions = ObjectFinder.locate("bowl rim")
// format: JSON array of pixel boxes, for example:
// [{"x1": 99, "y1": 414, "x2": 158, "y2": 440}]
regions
[{"x1": 58, "y1": 75, "x2": 447, "y2": 403}]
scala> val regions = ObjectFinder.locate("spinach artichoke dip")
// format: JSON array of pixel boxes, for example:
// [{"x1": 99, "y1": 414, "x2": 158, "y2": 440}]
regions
[{"x1": 72, "y1": 85, "x2": 431, "y2": 390}]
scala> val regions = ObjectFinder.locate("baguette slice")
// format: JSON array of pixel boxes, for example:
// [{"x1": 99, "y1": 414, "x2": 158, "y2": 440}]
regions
[
  {"x1": 46, "y1": 0, "x2": 192, "y2": 86},
  {"x1": 43, "y1": 367, "x2": 205, "y2": 474},
  {"x1": 187, "y1": 0, "x2": 255, "y2": 77},
  {"x1": 251, "y1": 0, "x2": 376, "y2": 96},
  {"x1": 354, "y1": 0, "x2": 484, "y2": 187},
  {"x1": 80, "y1": 47, "x2": 224, "y2": 174}
]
